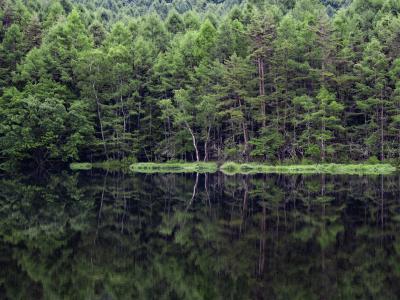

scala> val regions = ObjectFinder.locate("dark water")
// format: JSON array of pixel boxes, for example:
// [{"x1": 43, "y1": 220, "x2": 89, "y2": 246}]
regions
[{"x1": 0, "y1": 171, "x2": 400, "y2": 300}]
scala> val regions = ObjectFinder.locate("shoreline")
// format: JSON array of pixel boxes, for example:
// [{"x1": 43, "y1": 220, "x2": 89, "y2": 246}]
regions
[{"x1": 70, "y1": 161, "x2": 397, "y2": 175}]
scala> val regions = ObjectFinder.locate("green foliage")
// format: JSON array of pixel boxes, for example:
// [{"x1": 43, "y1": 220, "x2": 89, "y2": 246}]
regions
[
  {"x1": 0, "y1": 83, "x2": 93, "y2": 166},
  {"x1": 249, "y1": 129, "x2": 284, "y2": 160},
  {"x1": 1, "y1": 0, "x2": 400, "y2": 169}
]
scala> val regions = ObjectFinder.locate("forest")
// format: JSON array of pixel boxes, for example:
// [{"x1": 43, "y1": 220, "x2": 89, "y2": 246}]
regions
[{"x1": 0, "y1": 0, "x2": 400, "y2": 169}]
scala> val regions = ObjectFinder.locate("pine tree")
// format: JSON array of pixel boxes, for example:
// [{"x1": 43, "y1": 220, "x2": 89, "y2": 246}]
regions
[
  {"x1": 293, "y1": 87, "x2": 344, "y2": 161},
  {"x1": 355, "y1": 38, "x2": 389, "y2": 161},
  {"x1": 0, "y1": 24, "x2": 26, "y2": 89},
  {"x1": 217, "y1": 54, "x2": 257, "y2": 160}
]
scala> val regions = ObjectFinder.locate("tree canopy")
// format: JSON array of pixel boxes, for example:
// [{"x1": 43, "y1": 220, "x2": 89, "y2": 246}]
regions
[{"x1": 1, "y1": 0, "x2": 399, "y2": 168}]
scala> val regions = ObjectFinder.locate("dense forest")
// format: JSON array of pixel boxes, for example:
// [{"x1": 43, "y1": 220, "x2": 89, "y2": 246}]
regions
[{"x1": 0, "y1": 0, "x2": 399, "y2": 169}]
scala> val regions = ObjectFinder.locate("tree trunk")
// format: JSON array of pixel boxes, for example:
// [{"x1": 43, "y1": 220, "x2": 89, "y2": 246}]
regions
[
  {"x1": 237, "y1": 97, "x2": 249, "y2": 159},
  {"x1": 242, "y1": 121, "x2": 249, "y2": 158},
  {"x1": 258, "y1": 57, "x2": 266, "y2": 129},
  {"x1": 321, "y1": 120, "x2": 325, "y2": 162},
  {"x1": 186, "y1": 122, "x2": 200, "y2": 162},
  {"x1": 204, "y1": 126, "x2": 211, "y2": 162},
  {"x1": 93, "y1": 83, "x2": 108, "y2": 160}
]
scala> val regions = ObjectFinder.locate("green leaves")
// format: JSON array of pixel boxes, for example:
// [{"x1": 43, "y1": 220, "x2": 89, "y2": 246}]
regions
[
  {"x1": 0, "y1": 80, "x2": 93, "y2": 165},
  {"x1": 1, "y1": 0, "x2": 400, "y2": 165},
  {"x1": 292, "y1": 87, "x2": 344, "y2": 161},
  {"x1": 249, "y1": 129, "x2": 284, "y2": 159}
]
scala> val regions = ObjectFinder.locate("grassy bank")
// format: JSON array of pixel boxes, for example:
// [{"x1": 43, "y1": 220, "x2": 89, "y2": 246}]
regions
[
  {"x1": 72, "y1": 161, "x2": 396, "y2": 175},
  {"x1": 220, "y1": 162, "x2": 397, "y2": 175},
  {"x1": 70, "y1": 160, "x2": 131, "y2": 172},
  {"x1": 70, "y1": 162, "x2": 92, "y2": 170},
  {"x1": 130, "y1": 162, "x2": 218, "y2": 173}
]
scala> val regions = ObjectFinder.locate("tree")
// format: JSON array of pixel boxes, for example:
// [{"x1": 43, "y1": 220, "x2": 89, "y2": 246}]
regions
[
  {"x1": 17, "y1": 9, "x2": 92, "y2": 91},
  {"x1": 354, "y1": 38, "x2": 389, "y2": 161},
  {"x1": 166, "y1": 10, "x2": 185, "y2": 34},
  {"x1": 0, "y1": 81, "x2": 93, "y2": 168},
  {"x1": 160, "y1": 89, "x2": 201, "y2": 161},
  {"x1": 293, "y1": 87, "x2": 344, "y2": 161},
  {"x1": 0, "y1": 24, "x2": 26, "y2": 89},
  {"x1": 24, "y1": 14, "x2": 42, "y2": 50},
  {"x1": 215, "y1": 17, "x2": 248, "y2": 62},
  {"x1": 194, "y1": 19, "x2": 217, "y2": 62},
  {"x1": 217, "y1": 54, "x2": 257, "y2": 160},
  {"x1": 248, "y1": 10, "x2": 276, "y2": 129},
  {"x1": 89, "y1": 20, "x2": 106, "y2": 47}
]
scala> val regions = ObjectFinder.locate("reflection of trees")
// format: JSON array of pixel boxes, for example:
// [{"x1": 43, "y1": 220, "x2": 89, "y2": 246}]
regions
[
  {"x1": 0, "y1": 173, "x2": 94, "y2": 299},
  {"x1": 0, "y1": 172, "x2": 399, "y2": 299}
]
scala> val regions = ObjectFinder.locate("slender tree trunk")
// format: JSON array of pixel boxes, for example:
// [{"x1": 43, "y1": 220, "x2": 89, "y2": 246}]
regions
[
  {"x1": 258, "y1": 57, "x2": 266, "y2": 128},
  {"x1": 204, "y1": 140, "x2": 208, "y2": 162},
  {"x1": 93, "y1": 83, "x2": 108, "y2": 160},
  {"x1": 186, "y1": 122, "x2": 200, "y2": 162},
  {"x1": 119, "y1": 80, "x2": 127, "y2": 134},
  {"x1": 380, "y1": 99, "x2": 384, "y2": 161},
  {"x1": 119, "y1": 80, "x2": 128, "y2": 159},
  {"x1": 89, "y1": 62, "x2": 108, "y2": 159},
  {"x1": 204, "y1": 125, "x2": 211, "y2": 162},
  {"x1": 237, "y1": 97, "x2": 249, "y2": 158},
  {"x1": 321, "y1": 119, "x2": 325, "y2": 162},
  {"x1": 242, "y1": 122, "x2": 249, "y2": 157}
]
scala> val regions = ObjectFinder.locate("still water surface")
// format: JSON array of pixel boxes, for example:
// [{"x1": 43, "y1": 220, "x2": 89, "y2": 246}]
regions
[{"x1": 0, "y1": 171, "x2": 399, "y2": 299}]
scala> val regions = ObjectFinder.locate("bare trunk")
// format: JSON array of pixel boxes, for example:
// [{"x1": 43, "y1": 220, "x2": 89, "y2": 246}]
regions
[
  {"x1": 203, "y1": 125, "x2": 211, "y2": 162},
  {"x1": 237, "y1": 97, "x2": 249, "y2": 158},
  {"x1": 258, "y1": 57, "x2": 266, "y2": 128},
  {"x1": 321, "y1": 110, "x2": 326, "y2": 162},
  {"x1": 89, "y1": 62, "x2": 108, "y2": 159},
  {"x1": 119, "y1": 80, "x2": 127, "y2": 134},
  {"x1": 242, "y1": 122, "x2": 249, "y2": 157},
  {"x1": 186, "y1": 122, "x2": 200, "y2": 162},
  {"x1": 93, "y1": 83, "x2": 108, "y2": 160}
]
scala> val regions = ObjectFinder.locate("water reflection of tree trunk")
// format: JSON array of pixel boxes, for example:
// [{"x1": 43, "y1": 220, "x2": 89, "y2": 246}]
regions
[
  {"x1": 186, "y1": 173, "x2": 199, "y2": 211},
  {"x1": 294, "y1": 178, "x2": 297, "y2": 232},
  {"x1": 205, "y1": 173, "x2": 211, "y2": 208},
  {"x1": 96, "y1": 170, "x2": 108, "y2": 243},
  {"x1": 258, "y1": 205, "x2": 266, "y2": 276},
  {"x1": 321, "y1": 174, "x2": 326, "y2": 271},
  {"x1": 121, "y1": 173, "x2": 127, "y2": 233},
  {"x1": 241, "y1": 177, "x2": 249, "y2": 234},
  {"x1": 380, "y1": 174, "x2": 384, "y2": 246}
]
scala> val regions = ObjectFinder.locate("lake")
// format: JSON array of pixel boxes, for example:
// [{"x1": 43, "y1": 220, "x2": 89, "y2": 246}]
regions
[{"x1": 0, "y1": 171, "x2": 399, "y2": 299}]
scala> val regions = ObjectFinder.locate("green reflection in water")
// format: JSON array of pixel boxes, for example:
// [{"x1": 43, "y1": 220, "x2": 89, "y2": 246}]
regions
[{"x1": 0, "y1": 171, "x2": 399, "y2": 299}]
